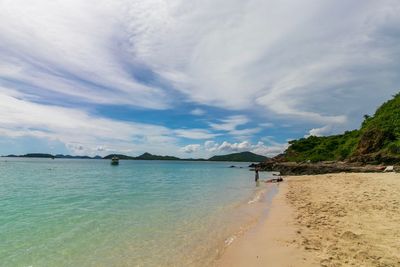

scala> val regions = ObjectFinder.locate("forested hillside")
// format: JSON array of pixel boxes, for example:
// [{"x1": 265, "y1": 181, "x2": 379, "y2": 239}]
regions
[{"x1": 284, "y1": 93, "x2": 400, "y2": 164}]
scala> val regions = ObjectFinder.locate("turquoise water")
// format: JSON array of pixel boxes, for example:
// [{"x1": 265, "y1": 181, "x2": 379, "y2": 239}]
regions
[{"x1": 0, "y1": 158, "x2": 272, "y2": 266}]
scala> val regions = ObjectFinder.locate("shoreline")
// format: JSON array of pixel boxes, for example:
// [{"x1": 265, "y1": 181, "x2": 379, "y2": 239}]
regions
[
  {"x1": 213, "y1": 182, "x2": 279, "y2": 261},
  {"x1": 216, "y1": 181, "x2": 316, "y2": 266},
  {"x1": 217, "y1": 172, "x2": 400, "y2": 266}
]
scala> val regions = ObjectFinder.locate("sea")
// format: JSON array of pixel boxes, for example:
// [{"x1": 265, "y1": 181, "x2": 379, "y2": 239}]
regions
[{"x1": 0, "y1": 158, "x2": 275, "y2": 266}]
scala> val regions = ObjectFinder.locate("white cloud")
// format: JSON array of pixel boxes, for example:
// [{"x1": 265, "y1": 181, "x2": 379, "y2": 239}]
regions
[
  {"x1": 117, "y1": 0, "x2": 400, "y2": 126},
  {"x1": 307, "y1": 125, "x2": 333, "y2": 137},
  {"x1": 1, "y1": 0, "x2": 400, "y2": 151},
  {"x1": 0, "y1": 90, "x2": 212, "y2": 156},
  {"x1": 209, "y1": 115, "x2": 260, "y2": 138},
  {"x1": 180, "y1": 144, "x2": 201, "y2": 153},
  {"x1": 260, "y1": 122, "x2": 274, "y2": 128},
  {"x1": 218, "y1": 141, "x2": 251, "y2": 152},
  {"x1": 209, "y1": 115, "x2": 249, "y2": 131},
  {"x1": 0, "y1": 87, "x2": 288, "y2": 157},
  {"x1": 229, "y1": 128, "x2": 261, "y2": 138},
  {"x1": 96, "y1": 146, "x2": 105, "y2": 152},
  {"x1": 174, "y1": 129, "x2": 219, "y2": 140},
  {"x1": 251, "y1": 141, "x2": 289, "y2": 157},
  {"x1": 203, "y1": 140, "x2": 287, "y2": 157},
  {"x1": 190, "y1": 108, "x2": 206, "y2": 116},
  {"x1": 0, "y1": 0, "x2": 170, "y2": 109},
  {"x1": 204, "y1": 140, "x2": 218, "y2": 152}
]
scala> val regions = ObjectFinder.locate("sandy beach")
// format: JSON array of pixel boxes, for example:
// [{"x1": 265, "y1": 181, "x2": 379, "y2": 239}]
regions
[{"x1": 218, "y1": 172, "x2": 400, "y2": 266}]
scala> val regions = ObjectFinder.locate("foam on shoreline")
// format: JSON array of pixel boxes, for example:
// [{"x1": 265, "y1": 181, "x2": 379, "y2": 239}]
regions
[{"x1": 212, "y1": 182, "x2": 280, "y2": 264}]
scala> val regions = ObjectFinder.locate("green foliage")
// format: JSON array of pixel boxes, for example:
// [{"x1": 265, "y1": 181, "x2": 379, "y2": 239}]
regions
[
  {"x1": 284, "y1": 92, "x2": 400, "y2": 163},
  {"x1": 360, "y1": 92, "x2": 400, "y2": 140},
  {"x1": 285, "y1": 130, "x2": 360, "y2": 162},
  {"x1": 388, "y1": 142, "x2": 400, "y2": 154}
]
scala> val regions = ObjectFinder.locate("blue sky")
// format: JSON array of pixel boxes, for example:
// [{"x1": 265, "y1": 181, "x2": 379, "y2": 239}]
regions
[{"x1": 0, "y1": 0, "x2": 399, "y2": 157}]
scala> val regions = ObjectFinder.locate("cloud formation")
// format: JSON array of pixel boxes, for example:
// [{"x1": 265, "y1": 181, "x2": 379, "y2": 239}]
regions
[
  {"x1": 0, "y1": 0, "x2": 169, "y2": 108},
  {"x1": 201, "y1": 140, "x2": 287, "y2": 157},
  {"x1": 209, "y1": 115, "x2": 261, "y2": 138},
  {"x1": 174, "y1": 129, "x2": 219, "y2": 140},
  {"x1": 180, "y1": 144, "x2": 201, "y2": 153},
  {"x1": 122, "y1": 0, "x2": 400, "y2": 125},
  {"x1": 0, "y1": 89, "x2": 223, "y2": 156},
  {"x1": 1, "y1": 0, "x2": 399, "y2": 156},
  {"x1": 190, "y1": 108, "x2": 206, "y2": 116}
]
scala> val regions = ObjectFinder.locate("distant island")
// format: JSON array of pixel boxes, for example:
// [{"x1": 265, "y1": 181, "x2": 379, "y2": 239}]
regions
[
  {"x1": 208, "y1": 151, "x2": 268, "y2": 162},
  {"x1": 103, "y1": 152, "x2": 182, "y2": 161},
  {"x1": 3, "y1": 153, "x2": 103, "y2": 159},
  {"x1": 3, "y1": 151, "x2": 268, "y2": 163}
]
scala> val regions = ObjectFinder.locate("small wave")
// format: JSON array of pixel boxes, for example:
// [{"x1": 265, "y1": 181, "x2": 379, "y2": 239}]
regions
[
  {"x1": 224, "y1": 235, "x2": 236, "y2": 246},
  {"x1": 247, "y1": 190, "x2": 265, "y2": 204}
]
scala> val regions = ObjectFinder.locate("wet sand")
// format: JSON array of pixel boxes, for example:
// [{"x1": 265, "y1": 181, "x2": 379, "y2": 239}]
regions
[{"x1": 217, "y1": 172, "x2": 400, "y2": 266}]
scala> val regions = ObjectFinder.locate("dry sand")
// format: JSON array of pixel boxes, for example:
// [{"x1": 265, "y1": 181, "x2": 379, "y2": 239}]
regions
[{"x1": 217, "y1": 173, "x2": 400, "y2": 267}]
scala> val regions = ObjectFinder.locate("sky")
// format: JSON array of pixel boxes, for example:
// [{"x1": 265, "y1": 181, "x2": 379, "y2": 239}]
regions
[{"x1": 0, "y1": 0, "x2": 399, "y2": 158}]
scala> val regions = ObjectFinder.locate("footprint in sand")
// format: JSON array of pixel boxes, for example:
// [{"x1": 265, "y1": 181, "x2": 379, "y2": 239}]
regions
[{"x1": 341, "y1": 231, "x2": 360, "y2": 240}]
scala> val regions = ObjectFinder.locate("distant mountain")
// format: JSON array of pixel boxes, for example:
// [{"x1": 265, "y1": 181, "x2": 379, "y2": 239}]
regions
[
  {"x1": 136, "y1": 152, "x2": 180, "y2": 160},
  {"x1": 6, "y1": 153, "x2": 54, "y2": 158},
  {"x1": 103, "y1": 153, "x2": 181, "y2": 160},
  {"x1": 103, "y1": 154, "x2": 135, "y2": 160},
  {"x1": 55, "y1": 154, "x2": 92, "y2": 159},
  {"x1": 3, "y1": 151, "x2": 268, "y2": 163},
  {"x1": 208, "y1": 151, "x2": 269, "y2": 162},
  {"x1": 3, "y1": 153, "x2": 101, "y2": 159},
  {"x1": 103, "y1": 151, "x2": 267, "y2": 162}
]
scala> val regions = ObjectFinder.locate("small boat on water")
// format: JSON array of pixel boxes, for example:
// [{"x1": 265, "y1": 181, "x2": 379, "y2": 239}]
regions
[{"x1": 111, "y1": 156, "x2": 119, "y2": 165}]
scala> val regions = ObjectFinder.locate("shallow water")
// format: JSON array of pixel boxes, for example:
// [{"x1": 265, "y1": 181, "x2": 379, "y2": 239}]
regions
[{"x1": 0, "y1": 158, "x2": 273, "y2": 266}]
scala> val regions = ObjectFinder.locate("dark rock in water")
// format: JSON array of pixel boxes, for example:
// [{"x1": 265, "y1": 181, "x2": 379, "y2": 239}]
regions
[
  {"x1": 229, "y1": 165, "x2": 236, "y2": 168},
  {"x1": 255, "y1": 160, "x2": 387, "y2": 175},
  {"x1": 248, "y1": 163, "x2": 257, "y2": 167}
]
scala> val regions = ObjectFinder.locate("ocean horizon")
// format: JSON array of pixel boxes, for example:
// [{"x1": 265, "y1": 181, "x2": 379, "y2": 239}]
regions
[{"x1": 1, "y1": 158, "x2": 274, "y2": 266}]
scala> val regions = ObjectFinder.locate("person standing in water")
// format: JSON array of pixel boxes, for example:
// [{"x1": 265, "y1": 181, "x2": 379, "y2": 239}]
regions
[{"x1": 255, "y1": 168, "x2": 260, "y2": 182}]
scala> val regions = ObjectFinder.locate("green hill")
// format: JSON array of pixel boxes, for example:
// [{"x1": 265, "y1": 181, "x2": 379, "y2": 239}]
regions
[
  {"x1": 21, "y1": 153, "x2": 54, "y2": 158},
  {"x1": 284, "y1": 92, "x2": 400, "y2": 164},
  {"x1": 208, "y1": 151, "x2": 268, "y2": 162},
  {"x1": 103, "y1": 154, "x2": 136, "y2": 160},
  {"x1": 135, "y1": 152, "x2": 180, "y2": 160},
  {"x1": 103, "y1": 153, "x2": 180, "y2": 160}
]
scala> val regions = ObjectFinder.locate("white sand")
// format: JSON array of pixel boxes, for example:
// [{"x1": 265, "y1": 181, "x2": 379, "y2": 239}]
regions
[{"x1": 217, "y1": 172, "x2": 400, "y2": 266}]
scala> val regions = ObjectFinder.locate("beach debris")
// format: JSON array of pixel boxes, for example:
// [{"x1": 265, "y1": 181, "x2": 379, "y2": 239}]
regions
[
  {"x1": 383, "y1": 166, "x2": 394, "y2": 172},
  {"x1": 265, "y1": 177, "x2": 283, "y2": 183},
  {"x1": 224, "y1": 235, "x2": 237, "y2": 246}
]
